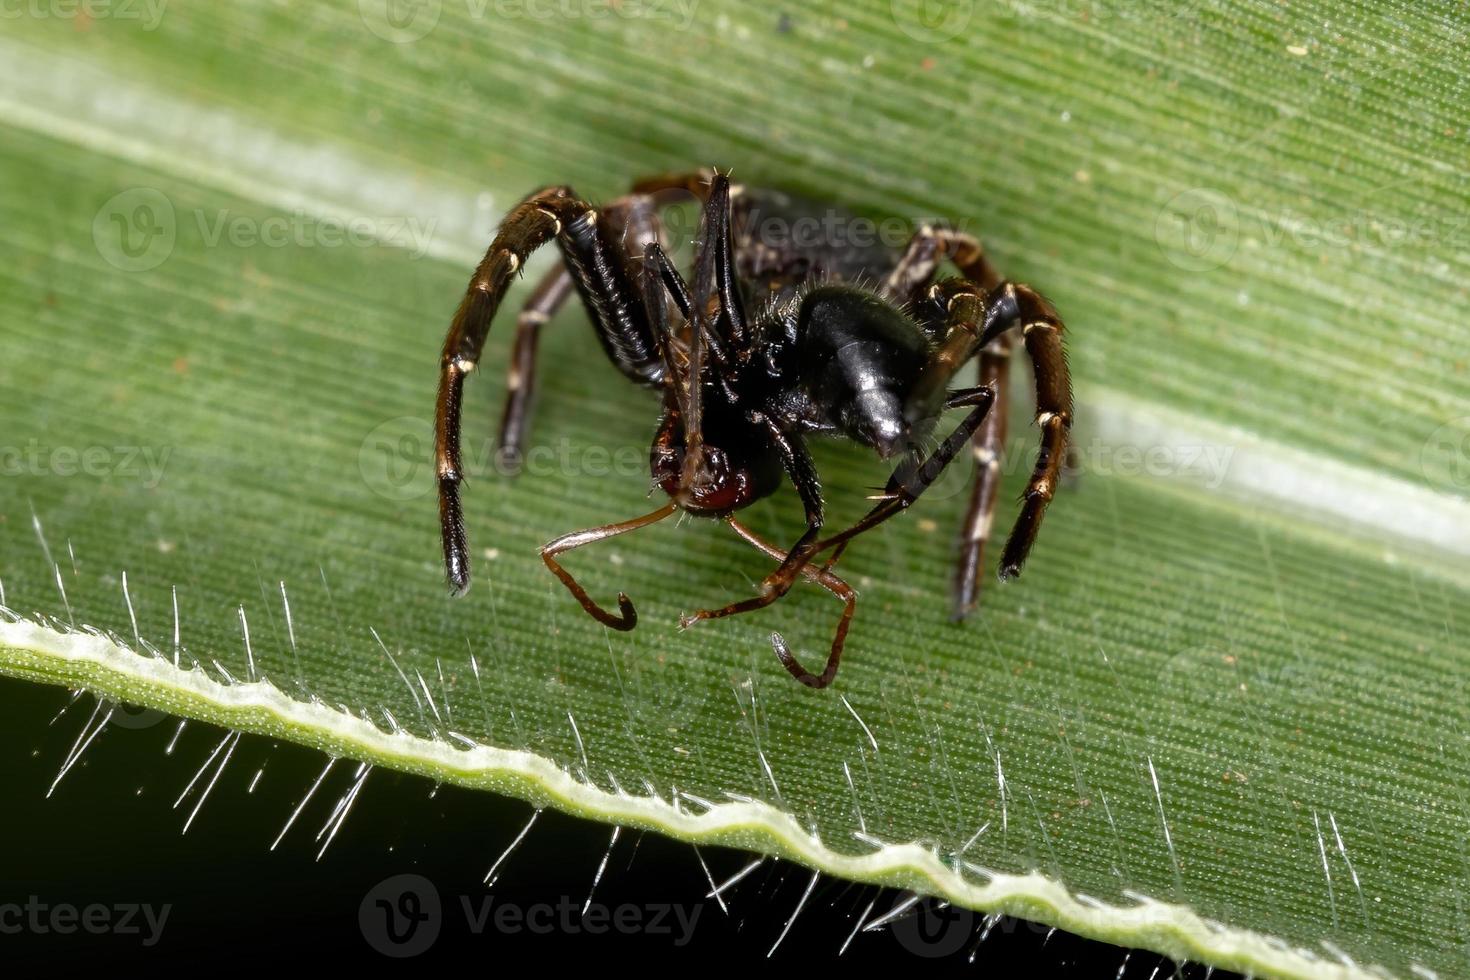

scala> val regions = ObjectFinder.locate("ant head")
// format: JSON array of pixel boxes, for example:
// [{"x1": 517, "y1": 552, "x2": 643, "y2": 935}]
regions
[{"x1": 650, "y1": 399, "x2": 782, "y2": 516}]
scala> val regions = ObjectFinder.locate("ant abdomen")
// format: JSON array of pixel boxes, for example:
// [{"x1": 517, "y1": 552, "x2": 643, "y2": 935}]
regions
[{"x1": 794, "y1": 284, "x2": 941, "y2": 457}]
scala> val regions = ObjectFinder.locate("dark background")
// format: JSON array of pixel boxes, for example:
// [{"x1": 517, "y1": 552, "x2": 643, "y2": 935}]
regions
[{"x1": 1, "y1": 677, "x2": 1233, "y2": 973}]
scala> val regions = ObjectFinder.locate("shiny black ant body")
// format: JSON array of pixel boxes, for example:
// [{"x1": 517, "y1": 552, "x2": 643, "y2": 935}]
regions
[{"x1": 436, "y1": 170, "x2": 1071, "y2": 687}]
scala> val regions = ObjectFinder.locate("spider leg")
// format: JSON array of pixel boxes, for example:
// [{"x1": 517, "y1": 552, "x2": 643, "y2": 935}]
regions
[
  {"x1": 1000, "y1": 291, "x2": 1070, "y2": 578},
  {"x1": 640, "y1": 242, "x2": 696, "y2": 420},
  {"x1": 496, "y1": 265, "x2": 574, "y2": 471},
  {"x1": 679, "y1": 173, "x2": 748, "y2": 486},
  {"x1": 725, "y1": 517, "x2": 855, "y2": 690},
  {"x1": 630, "y1": 168, "x2": 721, "y2": 200},
  {"x1": 542, "y1": 503, "x2": 677, "y2": 630},
  {"x1": 437, "y1": 186, "x2": 665, "y2": 596},
  {"x1": 634, "y1": 170, "x2": 750, "y2": 348},
  {"x1": 880, "y1": 223, "x2": 1002, "y2": 308},
  {"x1": 438, "y1": 187, "x2": 585, "y2": 594},
  {"x1": 700, "y1": 175, "x2": 749, "y2": 349},
  {"x1": 878, "y1": 225, "x2": 1026, "y2": 616},
  {"x1": 951, "y1": 332, "x2": 1014, "y2": 620},
  {"x1": 931, "y1": 276, "x2": 1072, "y2": 580},
  {"x1": 494, "y1": 185, "x2": 678, "y2": 473}
]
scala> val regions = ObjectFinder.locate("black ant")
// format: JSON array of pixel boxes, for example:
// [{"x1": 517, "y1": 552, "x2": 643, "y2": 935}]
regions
[{"x1": 435, "y1": 170, "x2": 1072, "y2": 688}]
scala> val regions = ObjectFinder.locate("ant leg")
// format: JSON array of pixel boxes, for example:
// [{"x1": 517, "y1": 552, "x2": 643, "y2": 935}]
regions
[
  {"x1": 806, "y1": 385, "x2": 998, "y2": 560},
  {"x1": 684, "y1": 387, "x2": 995, "y2": 627},
  {"x1": 726, "y1": 518, "x2": 855, "y2": 690},
  {"x1": 496, "y1": 265, "x2": 574, "y2": 472},
  {"x1": 542, "y1": 502, "x2": 677, "y2": 630},
  {"x1": 679, "y1": 415, "x2": 822, "y2": 629},
  {"x1": 952, "y1": 332, "x2": 1014, "y2": 620}
]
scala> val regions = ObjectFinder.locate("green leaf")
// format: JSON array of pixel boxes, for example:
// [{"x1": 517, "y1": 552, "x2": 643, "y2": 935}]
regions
[{"x1": 2, "y1": 2, "x2": 1468, "y2": 976}]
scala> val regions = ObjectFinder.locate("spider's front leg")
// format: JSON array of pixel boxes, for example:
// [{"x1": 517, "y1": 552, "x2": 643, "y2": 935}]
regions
[
  {"x1": 495, "y1": 191, "x2": 669, "y2": 471},
  {"x1": 437, "y1": 187, "x2": 586, "y2": 595},
  {"x1": 438, "y1": 185, "x2": 668, "y2": 596},
  {"x1": 880, "y1": 222, "x2": 1002, "y2": 307}
]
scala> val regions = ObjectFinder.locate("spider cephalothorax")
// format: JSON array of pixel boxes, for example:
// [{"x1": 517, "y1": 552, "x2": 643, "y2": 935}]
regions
[{"x1": 435, "y1": 170, "x2": 1072, "y2": 687}]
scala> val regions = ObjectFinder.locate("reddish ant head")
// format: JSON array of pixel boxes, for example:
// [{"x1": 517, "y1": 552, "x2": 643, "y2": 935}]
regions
[{"x1": 650, "y1": 401, "x2": 782, "y2": 517}]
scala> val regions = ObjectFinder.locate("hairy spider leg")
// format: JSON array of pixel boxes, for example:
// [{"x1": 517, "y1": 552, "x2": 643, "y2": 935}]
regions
[
  {"x1": 437, "y1": 186, "x2": 665, "y2": 596},
  {"x1": 495, "y1": 193, "x2": 670, "y2": 470},
  {"x1": 932, "y1": 277, "x2": 1072, "y2": 580}
]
